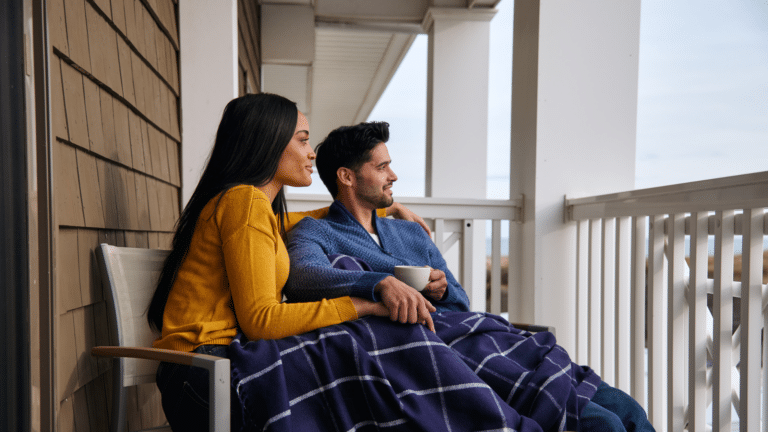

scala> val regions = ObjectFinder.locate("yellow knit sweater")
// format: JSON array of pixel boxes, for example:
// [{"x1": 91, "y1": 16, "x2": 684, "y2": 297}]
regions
[{"x1": 154, "y1": 185, "x2": 360, "y2": 352}]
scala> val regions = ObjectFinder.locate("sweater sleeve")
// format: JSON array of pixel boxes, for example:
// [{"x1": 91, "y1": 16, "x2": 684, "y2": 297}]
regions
[
  {"x1": 220, "y1": 194, "x2": 357, "y2": 341},
  {"x1": 424, "y1": 235, "x2": 470, "y2": 311},
  {"x1": 284, "y1": 218, "x2": 389, "y2": 303}
]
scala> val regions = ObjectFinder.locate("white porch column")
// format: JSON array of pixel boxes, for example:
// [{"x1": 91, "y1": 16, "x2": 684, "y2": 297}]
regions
[
  {"x1": 511, "y1": 0, "x2": 641, "y2": 352},
  {"x1": 179, "y1": 2, "x2": 238, "y2": 205},
  {"x1": 423, "y1": 8, "x2": 496, "y2": 311}
]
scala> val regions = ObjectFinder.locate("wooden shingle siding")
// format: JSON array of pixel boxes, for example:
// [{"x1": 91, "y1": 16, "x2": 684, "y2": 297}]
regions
[
  {"x1": 57, "y1": 229, "x2": 83, "y2": 313},
  {"x1": 60, "y1": 61, "x2": 89, "y2": 148},
  {"x1": 134, "y1": 172, "x2": 152, "y2": 231},
  {"x1": 98, "y1": 90, "x2": 119, "y2": 161},
  {"x1": 72, "y1": 306, "x2": 99, "y2": 387},
  {"x1": 82, "y1": 78, "x2": 104, "y2": 153},
  {"x1": 50, "y1": 0, "x2": 180, "y2": 429},
  {"x1": 58, "y1": 395, "x2": 75, "y2": 432},
  {"x1": 48, "y1": 0, "x2": 260, "y2": 428},
  {"x1": 63, "y1": 0, "x2": 91, "y2": 72},
  {"x1": 58, "y1": 312, "x2": 79, "y2": 403},
  {"x1": 50, "y1": 0, "x2": 69, "y2": 57},
  {"x1": 77, "y1": 229, "x2": 102, "y2": 305},
  {"x1": 51, "y1": 57, "x2": 69, "y2": 141},
  {"x1": 54, "y1": 142, "x2": 84, "y2": 227},
  {"x1": 128, "y1": 110, "x2": 145, "y2": 171},
  {"x1": 84, "y1": 374, "x2": 111, "y2": 431},
  {"x1": 71, "y1": 386, "x2": 90, "y2": 432},
  {"x1": 76, "y1": 151, "x2": 106, "y2": 228},
  {"x1": 117, "y1": 37, "x2": 137, "y2": 106}
]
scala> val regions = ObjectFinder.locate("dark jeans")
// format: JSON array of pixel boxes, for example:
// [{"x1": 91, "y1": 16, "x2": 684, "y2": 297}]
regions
[
  {"x1": 579, "y1": 381, "x2": 655, "y2": 431},
  {"x1": 155, "y1": 344, "x2": 231, "y2": 432}
]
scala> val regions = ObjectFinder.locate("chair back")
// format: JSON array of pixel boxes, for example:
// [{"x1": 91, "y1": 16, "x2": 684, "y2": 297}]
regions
[{"x1": 96, "y1": 243, "x2": 169, "y2": 430}]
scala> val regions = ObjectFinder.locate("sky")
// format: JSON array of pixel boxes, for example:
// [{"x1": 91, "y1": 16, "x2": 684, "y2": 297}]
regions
[{"x1": 312, "y1": 0, "x2": 768, "y2": 199}]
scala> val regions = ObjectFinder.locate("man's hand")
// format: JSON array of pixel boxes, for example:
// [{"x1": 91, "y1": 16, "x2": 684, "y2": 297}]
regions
[
  {"x1": 376, "y1": 276, "x2": 436, "y2": 332},
  {"x1": 423, "y1": 268, "x2": 447, "y2": 301},
  {"x1": 387, "y1": 202, "x2": 431, "y2": 236}
]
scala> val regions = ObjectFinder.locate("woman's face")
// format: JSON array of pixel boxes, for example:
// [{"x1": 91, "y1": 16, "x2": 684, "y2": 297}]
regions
[{"x1": 274, "y1": 111, "x2": 315, "y2": 188}]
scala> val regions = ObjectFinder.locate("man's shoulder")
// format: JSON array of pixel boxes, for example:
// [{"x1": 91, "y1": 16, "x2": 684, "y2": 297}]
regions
[
  {"x1": 378, "y1": 217, "x2": 431, "y2": 240},
  {"x1": 288, "y1": 211, "x2": 353, "y2": 238},
  {"x1": 287, "y1": 214, "x2": 329, "y2": 240}
]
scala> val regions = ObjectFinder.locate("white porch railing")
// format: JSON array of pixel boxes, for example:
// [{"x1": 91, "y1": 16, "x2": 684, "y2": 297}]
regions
[
  {"x1": 285, "y1": 194, "x2": 523, "y2": 313},
  {"x1": 566, "y1": 171, "x2": 768, "y2": 432}
]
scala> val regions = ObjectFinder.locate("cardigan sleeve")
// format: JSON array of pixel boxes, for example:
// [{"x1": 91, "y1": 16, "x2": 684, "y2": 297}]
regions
[
  {"x1": 219, "y1": 193, "x2": 357, "y2": 341},
  {"x1": 424, "y1": 234, "x2": 470, "y2": 311}
]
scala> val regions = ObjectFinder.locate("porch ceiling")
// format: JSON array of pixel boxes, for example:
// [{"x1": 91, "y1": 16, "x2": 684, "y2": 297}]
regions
[
  {"x1": 259, "y1": 0, "x2": 500, "y2": 142},
  {"x1": 309, "y1": 28, "x2": 416, "y2": 143}
]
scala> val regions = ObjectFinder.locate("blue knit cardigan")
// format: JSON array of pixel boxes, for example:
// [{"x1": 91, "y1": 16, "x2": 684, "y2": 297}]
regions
[{"x1": 284, "y1": 201, "x2": 470, "y2": 312}]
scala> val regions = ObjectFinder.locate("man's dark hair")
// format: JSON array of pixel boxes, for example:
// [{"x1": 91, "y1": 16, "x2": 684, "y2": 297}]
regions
[{"x1": 315, "y1": 121, "x2": 390, "y2": 198}]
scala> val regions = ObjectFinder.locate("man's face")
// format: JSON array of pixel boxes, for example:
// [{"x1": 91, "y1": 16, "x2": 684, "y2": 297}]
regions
[{"x1": 352, "y1": 142, "x2": 398, "y2": 209}]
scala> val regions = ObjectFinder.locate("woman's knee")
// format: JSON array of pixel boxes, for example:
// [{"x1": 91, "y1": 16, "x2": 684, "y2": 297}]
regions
[
  {"x1": 579, "y1": 400, "x2": 626, "y2": 432},
  {"x1": 155, "y1": 345, "x2": 229, "y2": 431},
  {"x1": 589, "y1": 382, "x2": 655, "y2": 432}
]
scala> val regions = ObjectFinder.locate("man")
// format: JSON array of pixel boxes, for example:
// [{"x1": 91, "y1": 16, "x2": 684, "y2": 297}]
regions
[
  {"x1": 285, "y1": 122, "x2": 653, "y2": 432},
  {"x1": 285, "y1": 123, "x2": 468, "y2": 333}
]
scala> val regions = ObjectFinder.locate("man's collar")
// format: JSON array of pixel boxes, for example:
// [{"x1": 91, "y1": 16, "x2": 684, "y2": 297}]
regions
[
  {"x1": 330, "y1": 200, "x2": 378, "y2": 220},
  {"x1": 330, "y1": 200, "x2": 380, "y2": 231}
]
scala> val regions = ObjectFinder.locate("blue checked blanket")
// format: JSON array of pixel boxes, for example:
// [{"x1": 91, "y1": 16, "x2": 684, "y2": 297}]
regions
[{"x1": 229, "y1": 312, "x2": 600, "y2": 431}]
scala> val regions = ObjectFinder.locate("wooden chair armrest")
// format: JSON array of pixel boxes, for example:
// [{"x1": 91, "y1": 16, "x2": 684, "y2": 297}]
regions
[
  {"x1": 92, "y1": 346, "x2": 224, "y2": 366},
  {"x1": 92, "y1": 346, "x2": 231, "y2": 432}
]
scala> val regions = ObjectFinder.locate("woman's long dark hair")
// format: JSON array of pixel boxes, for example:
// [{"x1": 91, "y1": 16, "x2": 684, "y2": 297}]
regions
[{"x1": 147, "y1": 93, "x2": 298, "y2": 332}]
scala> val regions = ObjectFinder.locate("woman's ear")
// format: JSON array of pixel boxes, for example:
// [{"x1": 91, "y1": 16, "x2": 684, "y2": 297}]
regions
[{"x1": 337, "y1": 167, "x2": 355, "y2": 188}]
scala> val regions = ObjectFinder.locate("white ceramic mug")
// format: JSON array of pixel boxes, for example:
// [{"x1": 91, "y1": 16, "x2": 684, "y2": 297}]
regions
[{"x1": 394, "y1": 265, "x2": 431, "y2": 291}]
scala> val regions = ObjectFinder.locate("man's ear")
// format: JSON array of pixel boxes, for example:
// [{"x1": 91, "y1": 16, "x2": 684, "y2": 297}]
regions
[{"x1": 337, "y1": 167, "x2": 355, "y2": 188}]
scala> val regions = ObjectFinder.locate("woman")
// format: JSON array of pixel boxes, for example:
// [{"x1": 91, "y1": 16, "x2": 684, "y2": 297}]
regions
[{"x1": 147, "y1": 93, "x2": 421, "y2": 430}]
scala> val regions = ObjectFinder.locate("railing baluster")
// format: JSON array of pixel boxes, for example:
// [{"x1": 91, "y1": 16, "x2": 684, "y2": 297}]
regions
[
  {"x1": 647, "y1": 214, "x2": 666, "y2": 426},
  {"x1": 667, "y1": 213, "x2": 686, "y2": 431},
  {"x1": 714, "y1": 210, "x2": 734, "y2": 431},
  {"x1": 602, "y1": 217, "x2": 616, "y2": 385},
  {"x1": 688, "y1": 211, "x2": 708, "y2": 431},
  {"x1": 566, "y1": 173, "x2": 768, "y2": 426},
  {"x1": 490, "y1": 220, "x2": 502, "y2": 315},
  {"x1": 462, "y1": 219, "x2": 479, "y2": 311},
  {"x1": 589, "y1": 219, "x2": 602, "y2": 373},
  {"x1": 615, "y1": 216, "x2": 632, "y2": 393},
  {"x1": 740, "y1": 208, "x2": 764, "y2": 432},
  {"x1": 631, "y1": 216, "x2": 647, "y2": 407},
  {"x1": 434, "y1": 218, "x2": 445, "y2": 254},
  {"x1": 576, "y1": 219, "x2": 589, "y2": 365},
  {"x1": 508, "y1": 220, "x2": 521, "y2": 321}
]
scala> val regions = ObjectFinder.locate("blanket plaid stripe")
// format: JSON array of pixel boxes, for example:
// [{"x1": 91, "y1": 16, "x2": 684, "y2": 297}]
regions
[
  {"x1": 433, "y1": 312, "x2": 600, "y2": 431},
  {"x1": 230, "y1": 312, "x2": 599, "y2": 431}
]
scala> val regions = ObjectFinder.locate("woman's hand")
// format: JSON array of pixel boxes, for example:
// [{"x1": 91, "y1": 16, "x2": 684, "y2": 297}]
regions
[
  {"x1": 374, "y1": 276, "x2": 436, "y2": 332},
  {"x1": 350, "y1": 297, "x2": 390, "y2": 318},
  {"x1": 387, "y1": 202, "x2": 431, "y2": 236}
]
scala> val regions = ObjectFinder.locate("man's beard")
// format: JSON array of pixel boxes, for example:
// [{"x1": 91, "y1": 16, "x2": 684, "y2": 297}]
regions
[{"x1": 357, "y1": 182, "x2": 393, "y2": 209}]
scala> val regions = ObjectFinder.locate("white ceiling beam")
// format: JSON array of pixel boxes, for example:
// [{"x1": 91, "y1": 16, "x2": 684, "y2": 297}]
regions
[
  {"x1": 261, "y1": 4, "x2": 315, "y2": 64},
  {"x1": 315, "y1": 0, "x2": 429, "y2": 23},
  {"x1": 353, "y1": 33, "x2": 416, "y2": 124}
]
